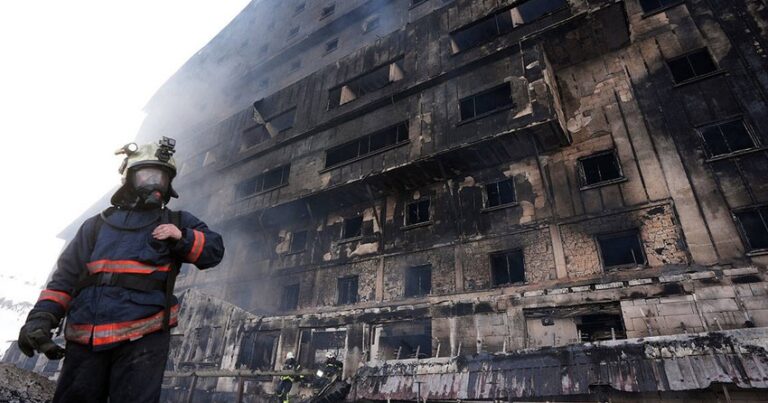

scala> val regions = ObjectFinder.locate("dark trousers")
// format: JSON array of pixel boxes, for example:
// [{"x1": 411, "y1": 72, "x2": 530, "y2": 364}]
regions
[
  {"x1": 53, "y1": 330, "x2": 170, "y2": 403},
  {"x1": 276, "y1": 378, "x2": 293, "y2": 402}
]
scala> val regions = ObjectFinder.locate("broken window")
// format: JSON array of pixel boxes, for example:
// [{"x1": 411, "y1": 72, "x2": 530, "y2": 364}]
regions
[
  {"x1": 241, "y1": 124, "x2": 270, "y2": 149},
  {"x1": 320, "y1": 4, "x2": 336, "y2": 19},
  {"x1": 363, "y1": 15, "x2": 380, "y2": 33},
  {"x1": 597, "y1": 230, "x2": 645, "y2": 269},
  {"x1": 237, "y1": 331, "x2": 279, "y2": 370},
  {"x1": 578, "y1": 150, "x2": 623, "y2": 187},
  {"x1": 450, "y1": 0, "x2": 567, "y2": 53},
  {"x1": 325, "y1": 122, "x2": 409, "y2": 168},
  {"x1": 639, "y1": 0, "x2": 682, "y2": 14},
  {"x1": 576, "y1": 314, "x2": 626, "y2": 342},
  {"x1": 236, "y1": 165, "x2": 290, "y2": 199},
  {"x1": 404, "y1": 264, "x2": 431, "y2": 297},
  {"x1": 267, "y1": 108, "x2": 296, "y2": 133},
  {"x1": 698, "y1": 118, "x2": 755, "y2": 158},
  {"x1": 337, "y1": 276, "x2": 359, "y2": 305},
  {"x1": 375, "y1": 320, "x2": 432, "y2": 360},
  {"x1": 328, "y1": 58, "x2": 404, "y2": 108},
  {"x1": 325, "y1": 38, "x2": 339, "y2": 53},
  {"x1": 459, "y1": 83, "x2": 513, "y2": 121},
  {"x1": 666, "y1": 48, "x2": 718, "y2": 84},
  {"x1": 299, "y1": 328, "x2": 348, "y2": 368},
  {"x1": 734, "y1": 206, "x2": 768, "y2": 252},
  {"x1": 490, "y1": 250, "x2": 525, "y2": 286},
  {"x1": 485, "y1": 178, "x2": 516, "y2": 208},
  {"x1": 342, "y1": 216, "x2": 363, "y2": 239},
  {"x1": 406, "y1": 199, "x2": 430, "y2": 226},
  {"x1": 290, "y1": 230, "x2": 307, "y2": 253},
  {"x1": 288, "y1": 25, "x2": 300, "y2": 39},
  {"x1": 281, "y1": 283, "x2": 300, "y2": 310}
]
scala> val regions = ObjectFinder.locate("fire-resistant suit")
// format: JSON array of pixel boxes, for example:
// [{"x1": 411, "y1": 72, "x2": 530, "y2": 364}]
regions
[{"x1": 17, "y1": 138, "x2": 225, "y2": 403}]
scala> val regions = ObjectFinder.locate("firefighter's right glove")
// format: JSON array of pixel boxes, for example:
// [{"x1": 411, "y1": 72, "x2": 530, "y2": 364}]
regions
[{"x1": 18, "y1": 311, "x2": 66, "y2": 360}]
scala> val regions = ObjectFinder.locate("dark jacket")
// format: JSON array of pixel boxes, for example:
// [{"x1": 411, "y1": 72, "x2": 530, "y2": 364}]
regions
[{"x1": 33, "y1": 207, "x2": 224, "y2": 350}]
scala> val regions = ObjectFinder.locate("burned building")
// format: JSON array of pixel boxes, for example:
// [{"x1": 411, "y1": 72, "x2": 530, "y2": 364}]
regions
[{"x1": 7, "y1": 0, "x2": 768, "y2": 401}]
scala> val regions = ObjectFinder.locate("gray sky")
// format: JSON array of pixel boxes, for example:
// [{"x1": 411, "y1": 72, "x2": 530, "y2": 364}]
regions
[{"x1": 0, "y1": 0, "x2": 251, "y2": 351}]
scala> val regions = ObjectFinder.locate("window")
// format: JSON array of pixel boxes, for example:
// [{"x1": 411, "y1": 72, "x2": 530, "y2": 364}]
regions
[
  {"x1": 485, "y1": 179, "x2": 516, "y2": 208},
  {"x1": 405, "y1": 265, "x2": 431, "y2": 297},
  {"x1": 411, "y1": 0, "x2": 428, "y2": 6},
  {"x1": 235, "y1": 165, "x2": 291, "y2": 199},
  {"x1": 363, "y1": 15, "x2": 380, "y2": 33},
  {"x1": 241, "y1": 125, "x2": 270, "y2": 149},
  {"x1": 639, "y1": 0, "x2": 682, "y2": 14},
  {"x1": 405, "y1": 199, "x2": 430, "y2": 226},
  {"x1": 698, "y1": 119, "x2": 755, "y2": 158},
  {"x1": 450, "y1": 0, "x2": 567, "y2": 53},
  {"x1": 328, "y1": 58, "x2": 404, "y2": 108},
  {"x1": 666, "y1": 48, "x2": 718, "y2": 84},
  {"x1": 294, "y1": 1, "x2": 306, "y2": 14},
  {"x1": 325, "y1": 122, "x2": 409, "y2": 168},
  {"x1": 290, "y1": 230, "x2": 307, "y2": 253},
  {"x1": 342, "y1": 216, "x2": 363, "y2": 239},
  {"x1": 288, "y1": 26, "x2": 300, "y2": 39},
  {"x1": 325, "y1": 38, "x2": 339, "y2": 53},
  {"x1": 375, "y1": 320, "x2": 432, "y2": 359},
  {"x1": 597, "y1": 230, "x2": 645, "y2": 269},
  {"x1": 576, "y1": 314, "x2": 626, "y2": 342},
  {"x1": 578, "y1": 150, "x2": 623, "y2": 187},
  {"x1": 337, "y1": 276, "x2": 359, "y2": 305},
  {"x1": 321, "y1": 4, "x2": 336, "y2": 19},
  {"x1": 459, "y1": 84, "x2": 513, "y2": 121},
  {"x1": 490, "y1": 250, "x2": 525, "y2": 286},
  {"x1": 237, "y1": 331, "x2": 279, "y2": 370},
  {"x1": 289, "y1": 59, "x2": 301, "y2": 72},
  {"x1": 281, "y1": 283, "x2": 300, "y2": 310},
  {"x1": 267, "y1": 108, "x2": 296, "y2": 133},
  {"x1": 734, "y1": 206, "x2": 768, "y2": 252}
]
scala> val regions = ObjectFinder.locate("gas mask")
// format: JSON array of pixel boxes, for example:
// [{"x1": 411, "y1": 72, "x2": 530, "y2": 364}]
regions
[{"x1": 130, "y1": 166, "x2": 171, "y2": 208}]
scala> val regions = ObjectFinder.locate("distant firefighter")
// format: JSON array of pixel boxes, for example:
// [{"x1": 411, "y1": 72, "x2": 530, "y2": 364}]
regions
[{"x1": 17, "y1": 137, "x2": 225, "y2": 403}]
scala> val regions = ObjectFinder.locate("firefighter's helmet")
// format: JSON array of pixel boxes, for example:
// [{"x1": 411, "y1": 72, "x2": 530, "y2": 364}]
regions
[
  {"x1": 286, "y1": 352, "x2": 295, "y2": 360},
  {"x1": 110, "y1": 137, "x2": 179, "y2": 207}
]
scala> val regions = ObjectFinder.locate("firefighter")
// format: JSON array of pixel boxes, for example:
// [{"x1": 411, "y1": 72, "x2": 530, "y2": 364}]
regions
[
  {"x1": 16, "y1": 137, "x2": 225, "y2": 403},
  {"x1": 322, "y1": 351, "x2": 343, "y2": 378},
  {"x1": 276, "y1": 351, "x2": 300, "y2": 403}
]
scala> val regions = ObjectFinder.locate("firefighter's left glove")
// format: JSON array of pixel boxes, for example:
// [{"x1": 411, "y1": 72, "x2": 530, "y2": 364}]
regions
[{"x1": 18, "y1": 311, "x2": 66, "y2": 360}]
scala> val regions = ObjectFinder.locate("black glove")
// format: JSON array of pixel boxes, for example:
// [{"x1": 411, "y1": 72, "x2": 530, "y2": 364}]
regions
[{"x1": 18, "y1": 311, "x2": 66, "y2": 360}]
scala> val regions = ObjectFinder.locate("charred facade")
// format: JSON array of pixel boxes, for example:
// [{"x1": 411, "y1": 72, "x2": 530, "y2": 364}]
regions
[{"x1": 7, "y1": 0, "x2": 768, "y2": 401}]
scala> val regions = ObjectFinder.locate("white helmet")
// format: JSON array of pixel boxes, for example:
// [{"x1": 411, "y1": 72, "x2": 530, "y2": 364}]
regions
[
  {"x1": 325, "y1": 351, "x2": 336, "y2": 359},
  {"x1": 286, "y1": 352, "x2": 295, "y2": 359}
]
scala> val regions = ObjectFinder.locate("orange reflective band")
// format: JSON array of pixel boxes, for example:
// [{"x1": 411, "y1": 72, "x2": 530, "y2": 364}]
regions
[
  {"x1": 185, "y1": 230, "x2": 205, "y2": 262},
  {"x1": 86, "y1": 260, "x2": 171, "y2": 275},
  {"x1": 38, "y1": 289, "x2": 72, "y2": 310},
  {"x1": 65, "y1": 305, "x2": 180, "y2": 347}
]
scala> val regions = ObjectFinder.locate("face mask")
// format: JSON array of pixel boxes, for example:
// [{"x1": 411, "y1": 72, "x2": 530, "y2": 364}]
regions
[{"x1": 131, "y1": 167, "x2": 170, "y2": 208}]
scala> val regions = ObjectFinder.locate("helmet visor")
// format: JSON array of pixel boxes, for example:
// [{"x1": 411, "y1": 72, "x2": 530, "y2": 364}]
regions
[{"x1": 131, "y1": 166, "x2": 170, "y2": 190}]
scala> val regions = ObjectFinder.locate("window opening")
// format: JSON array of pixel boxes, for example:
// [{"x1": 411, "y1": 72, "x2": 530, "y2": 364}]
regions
[
  {"x1": 576, "y1": 314, "x2": 626, "y2": 342},
  {"x1": 578, "y1": 150, "x2": 623, "y2": 186},
  {"x1": 235, "y1": 165, "x2": 290, "y2": 199},
  {"x1": 666, "y1": 48, "x2": 718, "y2": 84},
  {"x1": 490, "y1": 250, "x2": 525, "y2": 285},
  {"x1": 406, "y1": 199, "x2": 430, "y2": 225},
  {"x1": 734, "y1": 206, "x2": 768, "y2": 252},
  {"x1": 281, "y1": 283, "x2": 300, "y2": 310},
  {"x1": 290, "y1": 230, "x2": 307, "y2": 253},
  {"x1": 597, "y1": 230, "x2": 646, "y2": 269},
  {"x1": 459, "y1": 84, "x2": 513, "y2": 121},
  {"x1": 325, "y1": 122, "x2": 409, "y2": 168},
  {"x1": 699, "y1": 119, "x2": 755, "y2": 158},
  {"x1": 328, "y1": 58, "x2": 404, "y2": 108},
  {"x1": 337, "y1": 276, "x2": 359, "y2": 305},
  {"x1": 404, "y1": 265, "x2": 432, "y2": 297},
  {"x1": 450, "y1": 0, "x2": 567, "y2": 53},
  {"x1": 485, "y1": 178, "x2": 516, "y2": 207},
  {"x1": 342, "y1": 216, "x2": 363, "y2": 239}
]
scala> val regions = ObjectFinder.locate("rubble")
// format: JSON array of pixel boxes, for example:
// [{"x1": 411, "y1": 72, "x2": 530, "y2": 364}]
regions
[{"x1": 0, "y1": 363, "x2": 55, "y2": 403}]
